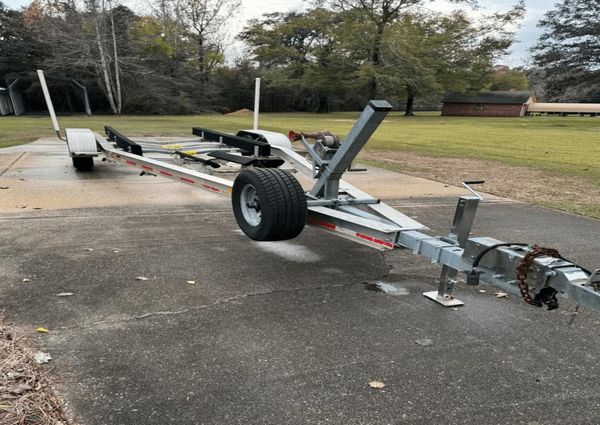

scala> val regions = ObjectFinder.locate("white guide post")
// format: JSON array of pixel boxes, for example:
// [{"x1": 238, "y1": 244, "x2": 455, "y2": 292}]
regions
[
  {"x1": 37, "y1": 70, "x2": 61, "y2": 138},
  {"x1": 253, "y1": 77, "x2": 261, "y2": 130}
]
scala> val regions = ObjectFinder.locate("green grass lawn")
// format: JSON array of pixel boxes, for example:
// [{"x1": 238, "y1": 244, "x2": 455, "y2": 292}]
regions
[{"x1": 2, "y1": 111, "x2": 600, "y2": 184}]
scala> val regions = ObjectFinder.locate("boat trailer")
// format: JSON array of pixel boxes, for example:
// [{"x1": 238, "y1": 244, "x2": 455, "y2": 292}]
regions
[{"x1": 37, "y1": 70, "x2": 600, "y2": 313}]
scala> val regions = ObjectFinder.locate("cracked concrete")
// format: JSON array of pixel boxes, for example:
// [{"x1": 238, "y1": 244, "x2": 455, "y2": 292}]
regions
[
  {"x1": 2, "y1": 138, "x2": 600, "y2": 424},
  {"x1": 128, "y1": 278, "x2": 375, "y2": 320},
  {"x1": 53, "y1": 276, "x2": 386, "y2": 334}
]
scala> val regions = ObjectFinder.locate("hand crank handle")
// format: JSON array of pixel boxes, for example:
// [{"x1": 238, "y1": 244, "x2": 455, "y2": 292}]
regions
[{"x1": 461, "y1": 180, "x2": 485, "y2": 200}]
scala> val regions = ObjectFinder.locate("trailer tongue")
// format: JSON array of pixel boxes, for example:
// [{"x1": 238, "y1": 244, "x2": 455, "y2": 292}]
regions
[{"x1": 37, "y1": 70, "x2": 600, "y2": 313}]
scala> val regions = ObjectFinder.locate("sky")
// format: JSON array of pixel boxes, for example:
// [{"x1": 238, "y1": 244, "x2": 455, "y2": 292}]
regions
[{"x1": 4, "y1": 0, "x2": 555, "y2": 66}]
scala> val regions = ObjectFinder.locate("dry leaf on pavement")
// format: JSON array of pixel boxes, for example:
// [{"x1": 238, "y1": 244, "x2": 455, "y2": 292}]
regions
[
  {"x1": 369, "y1": 381, "x2": 386, "y2": 389},
  {"x1": 34, "y1": 351, "x2": 52, "y2": 364}
]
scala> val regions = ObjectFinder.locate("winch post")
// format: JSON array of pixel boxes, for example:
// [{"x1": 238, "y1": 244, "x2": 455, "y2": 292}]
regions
[
  {"x1": 424, "y1": 181, "x2": 484, "y2": 306},
  {"x1": 37, "y1": 70, "x2": 62, "y2": 139},
  {"x1": 309, "y1": 100, "x2": 392, "y2": 199}
]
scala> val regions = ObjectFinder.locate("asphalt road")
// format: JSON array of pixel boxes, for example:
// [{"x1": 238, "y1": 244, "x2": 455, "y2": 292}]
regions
[{"x1": 1, "y1": 138, "x2": 600, "y2": 425}]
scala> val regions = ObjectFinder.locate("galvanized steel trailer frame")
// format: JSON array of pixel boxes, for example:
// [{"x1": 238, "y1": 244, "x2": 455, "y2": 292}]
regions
[{"x1": 37, "y1": 70, "x2": 600, "y2": 313}]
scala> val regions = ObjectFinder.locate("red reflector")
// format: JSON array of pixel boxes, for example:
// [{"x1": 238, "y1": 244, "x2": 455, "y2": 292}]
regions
[
  {"x1": 308, "y1": 218, "x2": 336, "y2": 230},
  {"x1": 142, "y1": 165, "x2": 153, "y2": 171},
  {"x1": 356, "y1": 233, "x2": 374, "y2": 242},
  {"x1": 201, "y1": 184, "x2": 220, "y2": 192},
  {"x1": 159, "y1": 171, "x2": 172, "y2": 177},
  {"x1": 125, "y1": 160, "x2": 136, "y2": 165},
  {"x1": 180, "y1": 177, "x2": 195, "y2": 184},
  {"x1": 356, "y1": 233, "x2": 393, "y2": 248}
]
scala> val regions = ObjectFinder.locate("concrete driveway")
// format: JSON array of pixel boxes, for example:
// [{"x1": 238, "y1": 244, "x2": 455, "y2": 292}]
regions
[{"x1": 1, "y1": 138, "x2": 600, "y2": 425}]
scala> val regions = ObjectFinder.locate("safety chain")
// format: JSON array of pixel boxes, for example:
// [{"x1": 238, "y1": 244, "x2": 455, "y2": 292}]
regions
[{"x1": 515, "y1": 245, "x2": 561, "y2": 310}]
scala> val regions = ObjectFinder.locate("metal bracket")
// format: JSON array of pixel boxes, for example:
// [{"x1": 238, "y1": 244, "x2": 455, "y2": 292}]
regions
[
  {"x1": 423, "y1": 291, "x2": 465, "y2": 307},
  {"x1": 423, "y1": 180, "x2": 485, "y2": 307},
  {"x1": 105, "y1": 126, "x2": 143, "y2": 156},
  {"x1": 193, "y1": 127, "x2": 271, "y2": 157},
  {"x1": 585, "y1": 269, "x2": 600, "y2": 291},
  {"x1": 309, "y1": 100, "x2": 392, "y2": 199}
]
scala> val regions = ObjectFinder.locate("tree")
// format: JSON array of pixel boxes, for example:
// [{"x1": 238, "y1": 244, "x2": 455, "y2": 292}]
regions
[
  {"x1": 487, "y1": 66, "x2": 529, "y2": 91},
  {"x1": 0, "y1": 2, "x2": 46, "y2": 78},
  {"x1": 26, "y1": 0, "x2": 129, "y2": 114},
  {"x1": 240, "y1": 3, "x2": 523, "y2": 114},
  {"x1": 327, "y1": 0, "x2": 477, "y2": 99},
  {"x1": 378, "y1": 5, "x2": 525, "y2": 115},
  {"x1": 213, "y1": 59, "x2": 258, "y2": 112},
  {"x1": 176, "y1": 0, "x2": 240, "y2": 76},
  {"x1": 87, "y1": 0, "x2": 121, "y2": 114},
  {"x1": 143, "y1": 0, "x2": 192, "y2": 79},
  {"x1": 532, "y1": 0, "x2": 600, "y2": 102},
  {"x1": 240, "y1": 9, "x2": 363, "y2": 112}
]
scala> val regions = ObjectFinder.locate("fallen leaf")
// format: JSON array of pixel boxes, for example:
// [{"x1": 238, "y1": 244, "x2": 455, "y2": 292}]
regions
[
  {"x1": 186, "y1": 280, "x2": 196, "y2": 284},
  {"x1": 135, "y1": 276, "x2": 149, "y2": 281},
  {"x1": 34, "y1": 351, "x2": 52, "y2": 364},
  {"x1": 6, "y1": 372, "x2": 24, "y2": 380},
  {"x1": 494, "y1": 291, "x2": 509, "y2": 298},
  {"x1": 0, "y1": 394, "x2": 17, "y2": 401},
  {"x1": 84, "y1": 248, "x2": 94, "y2": 252},
  {"x1": 36, "y1": 327, "x2": 48, "y2": 333},
  {"x1": 22, "y1": 278, "x2": 30, "y2": 282},
  {"x1": 0, "y1": 186, "x2": 8, "y2": 189},
  {"x1": 369, "y1": 380, "x2": 385, "y2": 389},
  {"x1": 415, "y1": 338, "x2": 434, "y2": 346},
  {"x1": 8, "y1": 383, "x2": 32, "y2": 395},
  {"x1": 56, "y1": 292, "x2": 74, "y2": 297}
]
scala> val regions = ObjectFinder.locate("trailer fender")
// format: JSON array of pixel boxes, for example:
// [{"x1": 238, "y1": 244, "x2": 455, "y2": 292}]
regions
[
  {"x1": 65, "y1": 128, "x2": 98, "y2": 158},
  {"x1": 236, "y1": 129, "x2": 292, "y2": 150}
]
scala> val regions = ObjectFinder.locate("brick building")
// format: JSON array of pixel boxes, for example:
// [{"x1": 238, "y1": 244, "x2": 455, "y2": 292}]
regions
[{"x1": 441, "y1": 91, "x2": 535, "y2": 117}]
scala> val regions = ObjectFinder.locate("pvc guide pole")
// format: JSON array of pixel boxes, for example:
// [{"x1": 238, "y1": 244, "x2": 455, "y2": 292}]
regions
[
  {"x1": 37, "y1": 70, "x2": 62, "y2": 138},
  {"x1": 253, "y1": 77, "x2": 261, "y2": 130}
]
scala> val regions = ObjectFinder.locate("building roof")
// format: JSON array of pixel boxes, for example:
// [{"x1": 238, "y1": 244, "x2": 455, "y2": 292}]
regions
[
  {"x1": 528, "y1": 103, "x2": 600, "y2": 113},
  {"x1": 442, "y1": 91, "x2": 534, "y2": 105}
]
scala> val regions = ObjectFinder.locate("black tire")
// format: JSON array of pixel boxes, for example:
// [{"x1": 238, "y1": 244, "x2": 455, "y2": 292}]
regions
[
  {"x1": 232, "y1": 167, "x2": 307, "y2": 241},
  {"x1": 72, "y1": 156, "x2": 94, "y2": 172}
]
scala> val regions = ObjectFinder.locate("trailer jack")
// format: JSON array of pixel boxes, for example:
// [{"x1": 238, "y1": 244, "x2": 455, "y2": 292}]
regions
[{"x1": 36, "y1": 70, "x2": 600, "y2": 313}]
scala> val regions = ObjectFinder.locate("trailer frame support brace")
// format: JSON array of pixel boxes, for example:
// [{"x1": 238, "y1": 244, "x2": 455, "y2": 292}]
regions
[
  {"x1": 309, "y1": 100, "x2": 392, "y2": 199},
  {"x1": 424, "y1": 192, "x2": 482, "y2": 307}
]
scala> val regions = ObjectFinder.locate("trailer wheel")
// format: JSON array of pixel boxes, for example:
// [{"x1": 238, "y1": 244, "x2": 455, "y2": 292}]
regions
[
  {"x1": 232, "y1": 168, "x2": 307, "y2": 241},
  {"x1": 72, "y1": 156, "x2": 94, "y2": 172}
]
